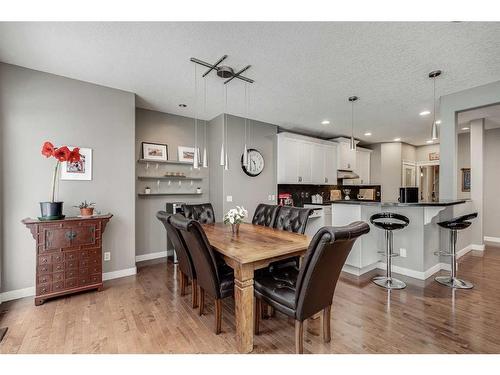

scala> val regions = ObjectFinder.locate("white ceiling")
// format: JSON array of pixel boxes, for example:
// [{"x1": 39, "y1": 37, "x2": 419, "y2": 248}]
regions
[
  {"x1": 457, "y1": 104, "x2": 500, "y2": 133},
  {"x1": 1, "y1": 22, "x2": 500, "y2": 145}
]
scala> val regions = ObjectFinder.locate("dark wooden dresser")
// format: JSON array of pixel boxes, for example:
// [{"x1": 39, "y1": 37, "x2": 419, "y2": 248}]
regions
[{"x1": 22, "y1": 214, "x2": 112, "y2": 305}]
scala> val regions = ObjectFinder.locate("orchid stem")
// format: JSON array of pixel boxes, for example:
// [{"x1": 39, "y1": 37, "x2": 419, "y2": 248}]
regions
[{"x1": 51, "y1": 161, "x2": 60, "y2": 202}]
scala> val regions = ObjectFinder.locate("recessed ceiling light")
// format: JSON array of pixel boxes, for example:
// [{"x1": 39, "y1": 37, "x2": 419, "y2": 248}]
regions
[
  {"x1": 393, "y1": 138, "x2": 401, "y2": 142},
  {"x1": 426, "y1": 140, "x2": 434, "y2": 144},
  {"x1": 435, "y1": 120, "x2": 442, "y2": 124},
  {"x1": 462, "y1": 127, "x2": 470, "y2": 130},
  {"x1": 364, "y1": 132, "x2": 372, "y2": 136},
  {"x1": 178, "y1": 104, "x2": 187, "y2": 108},
  {"x1": 321, "y1": 120, "x2": 330, "y2": 125},
  {"x1": 419, "y1": 110, "x2": 431, "y2": 116}
]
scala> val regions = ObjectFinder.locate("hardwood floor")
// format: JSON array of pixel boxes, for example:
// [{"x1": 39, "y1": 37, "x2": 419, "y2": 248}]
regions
[{"x1": 2, "y1": 247, "x2": 500, "y2": 354}]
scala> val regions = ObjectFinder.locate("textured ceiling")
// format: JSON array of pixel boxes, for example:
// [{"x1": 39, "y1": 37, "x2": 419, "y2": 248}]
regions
[{"x1": 1, "y1": 22, "x2": 500, "y2": 145}]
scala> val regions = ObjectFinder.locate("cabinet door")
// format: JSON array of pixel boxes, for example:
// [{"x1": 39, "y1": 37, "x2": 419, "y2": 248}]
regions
[
  {"x1": 297, "y1": 141, "x2": 312, "y2": 184},
  {"x1": 338, "y1": 142, "x2": 356, "y2": 171},
  {"x1": 356, "y1": 150, "x2": 371, "y2": 185},
  {"x1": 278, "y1": 137, "x2": 299, "y2": 184},
  {"x1": 324, "y1": 144, "x2": 337, "y2": 184},
  {"x1": 311, "y1": 143, "x2": 325, "y2": 184}
]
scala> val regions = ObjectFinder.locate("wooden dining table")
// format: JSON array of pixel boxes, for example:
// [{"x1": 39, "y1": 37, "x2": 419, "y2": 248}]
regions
[{"x1": 202, "y1": 222, "x2": 311, "y2": 353}]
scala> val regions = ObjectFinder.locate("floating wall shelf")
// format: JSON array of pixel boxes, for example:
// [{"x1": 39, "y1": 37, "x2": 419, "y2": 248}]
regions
[
  {"x1": 138, "y1": 176, "x2": 203, "y2": 181},
  {"x1": 138, "y1": 192, "x2": 203, "y2": 197},
  {"x1": 137, "y1": 159, "x2": 194, "y2": 166}
]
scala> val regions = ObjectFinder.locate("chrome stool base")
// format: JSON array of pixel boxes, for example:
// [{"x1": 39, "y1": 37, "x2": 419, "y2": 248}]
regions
[
  {"x1": 435, "y1": 276, "x2": 473, "y2": 289},
  {"x1": 372, "y1": 276, "x2": 406, "y2": 290}
]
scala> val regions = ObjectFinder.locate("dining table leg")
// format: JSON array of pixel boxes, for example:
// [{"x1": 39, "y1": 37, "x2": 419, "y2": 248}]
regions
[{"x1": 234, "y1": 263, "x2": 254, "y2": 353}]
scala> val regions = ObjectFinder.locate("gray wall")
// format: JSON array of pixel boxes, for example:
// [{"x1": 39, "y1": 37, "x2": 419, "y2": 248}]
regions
[
  {"x1": 0, "y1": 63, "x2": 136, "y2": 292},
  {"x1": 207, "y1": 114, "x2": 224, "y2": 221},
  {"x1": 135, "y1": 109, "x2": 209, "y2": 256},
  {"x1": 209, "y1": 114, "x2": 277, "y2": 222},
  {"x1": 484, "y1": 127, "x2": 500, "y2": 238}
]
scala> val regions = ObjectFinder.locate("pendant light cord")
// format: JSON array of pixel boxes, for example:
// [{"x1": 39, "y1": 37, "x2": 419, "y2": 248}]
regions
[
  {"x1": 433, "y1": 75, "x2": 436, "y2": 126},
  {"x1": 194, "y1": 64, "x2": 198, "y2": 163}
]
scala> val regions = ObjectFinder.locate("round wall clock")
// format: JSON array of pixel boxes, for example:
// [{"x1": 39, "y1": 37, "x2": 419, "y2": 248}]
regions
[{"x1": 241, "y1": 148, "x2": 265, "y2": 177}]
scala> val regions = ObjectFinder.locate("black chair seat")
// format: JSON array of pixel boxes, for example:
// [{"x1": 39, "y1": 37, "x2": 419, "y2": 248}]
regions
[
  {"x1": 219, "y1": 263, "x2": 234, "y2": 299},
  {"x1": 438, "y1": 213, "x2": 477, "y2": 231},
  {"x1": 370, "y1": 212, "x2": 409, "y2": 231},
  {"x1": 254, "y1": 269, "x2": 296, "y2": 312}
]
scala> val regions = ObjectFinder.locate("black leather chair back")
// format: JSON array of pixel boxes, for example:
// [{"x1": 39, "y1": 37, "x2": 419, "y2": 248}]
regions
[
  {"x1": 156, "y1": 211, "x2": 196, "y2": 280},
  {"x1": 169, "y1": 213, "x2": 222, "y2": 298},
  {"x1": 274, "y1": 206, "x2": 311, "y2": 234},
  {"x1": 182, "y1": 203, "x2": 215, "y2": 224},
  {"x1": 295, "y1": 222, "x2": 370, "y2": 321},
  {"x1": 252, "y1": 204, "x2": 280, "y2": 227}
]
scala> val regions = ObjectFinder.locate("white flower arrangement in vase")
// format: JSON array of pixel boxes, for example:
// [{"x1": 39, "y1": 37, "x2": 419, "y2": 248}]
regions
[{"x1": 223, "y1": 206, "x2": 248, "y2": 235}]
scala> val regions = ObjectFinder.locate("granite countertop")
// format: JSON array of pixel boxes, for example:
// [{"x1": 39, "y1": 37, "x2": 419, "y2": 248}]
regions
[{"x1": 328, "y1": 199, "x2": 467, "y2": 207}]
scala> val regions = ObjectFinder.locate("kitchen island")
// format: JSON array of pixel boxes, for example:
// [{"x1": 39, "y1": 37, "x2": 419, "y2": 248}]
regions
[{"x1": 327, "y1": 200, "x2": 468, "y2": 280}]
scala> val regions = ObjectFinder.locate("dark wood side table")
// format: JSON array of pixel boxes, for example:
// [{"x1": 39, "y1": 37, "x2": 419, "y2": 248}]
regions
[{"x1": 22, "y1": 214, "x2": 113, "y2": 306}]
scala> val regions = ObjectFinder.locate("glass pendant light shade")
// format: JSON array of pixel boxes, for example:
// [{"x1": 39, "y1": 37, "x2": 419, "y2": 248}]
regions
[
  {"x1": 219, "y1": 142, "x2": 225, "y2": 166},
  {"x1": 429, "y1": 70, "x2": 442, "y2": 141},
  {"x1": 202, "y1": 144, "x2": 208, "y2": 168},
  {"x1": 243, "y1": 144, "x2": 248, "y2": 167},
  {"x1": 350, "y1": 136, "x2": 356, "y2": 151},
  {"x1": 193, "y1": 146, "x2": 199, "y2": 169}
]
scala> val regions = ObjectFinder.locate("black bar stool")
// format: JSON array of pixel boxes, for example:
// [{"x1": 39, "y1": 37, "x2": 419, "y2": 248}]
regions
[
  {"x1": 434, "y1": 213, "x2": 477, "y2": 289},
  {"x1": 370, "y1": 212, "x2": 410, "y2": 290}
]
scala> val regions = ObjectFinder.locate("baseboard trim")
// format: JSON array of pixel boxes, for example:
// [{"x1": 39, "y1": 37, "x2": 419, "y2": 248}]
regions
[
  {"x1": 342, "y1": 262, "x2": 379, "y2": 276},
  {"x1": 135, "y1": 250, "x2": 171, "y2": 262},
  {"x1": 102, "y1": 266, "x2": 137, "y2": 281},
  {"x1": 484, "y1": 236, "x2": 500, "y2": 244},
  {"x1": 1, "y1": 266, "x2": 138, "y2": 303}
]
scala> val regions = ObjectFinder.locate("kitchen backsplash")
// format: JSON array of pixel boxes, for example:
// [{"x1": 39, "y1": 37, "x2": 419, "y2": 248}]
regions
[{"x1": 278, "y1": 184, "x2": 381, "y2": 207}]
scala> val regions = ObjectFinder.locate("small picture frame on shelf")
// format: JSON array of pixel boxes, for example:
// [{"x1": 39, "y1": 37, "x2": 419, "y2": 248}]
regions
[
  {"x1": 461, "y1": 168, "x2": 471, "y2": 192},
  {"x1": 61, "y1": 147, "x2": 92, "y2": 181},
  {"x1": 178, "y1": 146, "x2": 195, "y2": 162},
  {"x1": 142, "y1": 142, "x2": 168, "y2": 161}
]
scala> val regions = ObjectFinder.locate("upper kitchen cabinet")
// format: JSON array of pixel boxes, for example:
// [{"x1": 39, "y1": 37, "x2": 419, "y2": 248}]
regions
[
  {"x1": 332, "y1": 137, "x2": 357, "y2": 171},
  {"x1": 277, "y1": 132, "x2": 337, "y2": 185},
  {"x1": 354, "y1": 148, "x2": 371, "y2": 185}
]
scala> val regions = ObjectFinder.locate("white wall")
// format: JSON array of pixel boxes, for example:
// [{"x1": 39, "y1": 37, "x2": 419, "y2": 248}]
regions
[{"x1": 0, "y1": 63, "x2": 136, "y2": 293}]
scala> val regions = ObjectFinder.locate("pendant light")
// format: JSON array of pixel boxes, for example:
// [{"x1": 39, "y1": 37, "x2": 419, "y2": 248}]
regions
[
  {"x1": 429, "y1": 70, "x2": 442, "y2": 141},
  {"x1": 202, "y1": 77, "x2": 208, "y2": 168},
  {"x1": 348, "y1": 96, "x2": 358, "y2": 151},
  {"x1": 243, "y1": 83, "x2": 249, "y2": 167},
  {"x1": 193, "y1": 64, "x2": 199, "y2": 169}
]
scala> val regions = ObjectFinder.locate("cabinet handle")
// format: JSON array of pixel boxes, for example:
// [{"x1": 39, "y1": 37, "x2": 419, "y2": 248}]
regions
[
  {"x1": 65, "y1": 230, "x2": 77, "y2": 240},
  {"x1": 298, "y1": 176, "x2": 302, "y2": 182},
  {"x1": 325, "y1": 177, "x2": 328, "y2": 183}
]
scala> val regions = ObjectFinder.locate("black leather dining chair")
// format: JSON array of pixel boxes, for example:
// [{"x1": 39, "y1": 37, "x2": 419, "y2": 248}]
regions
[
  {"x1": 156, "y1": 211, "x2": 198, "y2": 308},
  {"x1": 170, "y1": 213, "x2": 234, "y2": 334},
  {"x1": 274, "y1": 206, "x2": 311, "y2": 234},
  {"x1": 252, "y1": 203, "x2": 280, "y2": 227},
  {"x1": 182, "y1": 203, "x2": 215, "y2": 224},
  {"x1": 254, "y1": 222, "x2": 370, "y2": 353}
]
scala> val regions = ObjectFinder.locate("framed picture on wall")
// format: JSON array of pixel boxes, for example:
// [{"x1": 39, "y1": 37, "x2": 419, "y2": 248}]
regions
[
  {"x1": 61, "y1": 147, "x2": 92, "y2": 181},
  {"x1": 461, "y1": 168, "x2": 471, "y2": 192},
  {"x1": 429, "y1": 152, "x2": 440, "y2": 161},
  {"x1": 178, "y1": 146, "x2": 195, "y2": 162},
  {"x1": 142, "y1": 142, "x2": 168, "y2": 161}
]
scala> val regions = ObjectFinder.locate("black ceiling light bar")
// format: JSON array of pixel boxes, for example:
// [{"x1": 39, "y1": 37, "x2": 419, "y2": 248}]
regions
[{"x1": 190, "y1": 55, "x2": 254, "y2": 84}]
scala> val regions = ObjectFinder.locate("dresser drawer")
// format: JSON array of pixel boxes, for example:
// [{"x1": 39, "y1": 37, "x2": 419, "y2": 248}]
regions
[
  {"x1": 52, "y1": 281, "x2": 65, "y2": 292},
  {"x1": 88, "y1": 249, "x2": 100, "y2": 258},
  {"x1": 78, "y1": 276, "x2": 90, "y2": 286},
  {"x1": 38, "y1": 274, "x2": 52, "y2": 284},
  {"x1": 37, "y1": 264, "x2": 52, "y2": 274},
  {"x1": 79, "y1": 267, "x2": 89, "y2": 276},
  {"x1": 80, "y1": 257, "x2": 101, "y2": 268},
  {"x1": 53, "y1": 262, "x2": 65, "y2": 273},
  {"x1": 65, "y1": 269, "x2": 78, "y2": 279},
  {"x1": 37, "y1": 283, "x2": 51, "y2": 295},
  {"x1": 90, "y1": 274, "x2": 102, "y2": 284},
  {"x1": 65, "y1": 278, "x2": 78, "y2": 289},
  {"x1": 69, "y1": 224, "x2": 97, "y2": 247},
  {"x1": 38, "y1": 255, "x2": 51, "y2": 265},
  {"x1": 65, "y1": 251, "x2": 78, "y2": 261},
  {"x1": 65, "y1": 259, "x2": 78, "y2": 269},
  {"x1": 53, "y1": 272, "x2": 64, "y2": 282},
  {"x1": 52, "y1": 253, "x2": 64, "y2": 263},
  {"x1": 89, "y1": 265, "x2": 101, "y2": 275}
]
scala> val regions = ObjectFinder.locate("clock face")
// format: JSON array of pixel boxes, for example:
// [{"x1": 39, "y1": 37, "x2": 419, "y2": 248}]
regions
[{"x1": 241, "y1": 149, "x2": 265, "y2": 177}]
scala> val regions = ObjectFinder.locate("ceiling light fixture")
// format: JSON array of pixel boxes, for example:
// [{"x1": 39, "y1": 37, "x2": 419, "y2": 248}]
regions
[
  {"x1": 394, "y1": 138, "x2": 401, "y2": 142},
  {"x1": 462, "y1": 127, "x2": 470, "y2": 130},
  {"x1": 419, "y1": 110, "x2": 431, "y2": 116},
  {"x1": 321, "y1": 120, "x2": 330, "y2": 125},
  {"x1": 426, "y1": 140, "x2": 434, "y2": 144},
  {"x1": 435, "y1": 120, "x2": 442, "y2": 125},
  {"x1": 428, "y1": 70, "x2": 442, "y2": 141},
  {"x1": 364, "y1": 132, "x2": 372, "y2": 136},
  {"x1": 348, "y1": 96, "x2": 358, "y2": 151}
]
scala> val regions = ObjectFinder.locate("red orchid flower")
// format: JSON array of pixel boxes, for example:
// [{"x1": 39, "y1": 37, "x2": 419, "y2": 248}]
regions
[
  {"x1": 68, "y1": 147, "x2": 81, "y2": 163},
  {"x1": 53, "y1": 146, "x2": 71, "y2": 162},
  {"x1": 41, "y1": 141, "x2": 55, "y2": 158}
]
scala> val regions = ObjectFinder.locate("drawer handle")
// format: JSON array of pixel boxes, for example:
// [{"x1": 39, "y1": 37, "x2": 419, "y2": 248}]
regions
[{"x1": 65, "y1": 231, "x2": 77, "y2": 240}]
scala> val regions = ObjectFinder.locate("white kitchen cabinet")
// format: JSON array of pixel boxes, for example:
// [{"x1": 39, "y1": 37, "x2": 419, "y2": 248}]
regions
[
  {"x1": 356, "y1": 149, "x2": 371, "y2": 185},
  {"x1": 336, "y1": 140, "x2": 357, "y2": 171},
  {"x1": 277, "y1": 133, "x2": 338, "y2": 185}
]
